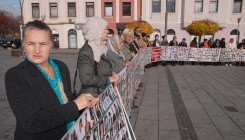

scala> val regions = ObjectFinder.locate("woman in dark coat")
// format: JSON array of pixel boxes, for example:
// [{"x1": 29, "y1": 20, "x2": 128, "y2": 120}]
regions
[
  {"x1": 5, "y1": 20, "x2": 94, "y2": 140},
  {"x1": 190, "y1": 37, "x2": 198, "y2": 65},
  {"x1": 78, "y1": 16, "x2": 119, "y2": 99}
]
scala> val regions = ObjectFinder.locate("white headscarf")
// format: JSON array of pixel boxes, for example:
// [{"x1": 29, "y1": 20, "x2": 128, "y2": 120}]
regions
[{"x1": 82, "y1": 16, "x2": 108, "y2": 62}]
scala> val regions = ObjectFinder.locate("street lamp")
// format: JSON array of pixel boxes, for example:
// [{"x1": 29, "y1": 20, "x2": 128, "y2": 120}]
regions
[{"x1": 237, "y1": 18, "x2": 241, "y2": 44}]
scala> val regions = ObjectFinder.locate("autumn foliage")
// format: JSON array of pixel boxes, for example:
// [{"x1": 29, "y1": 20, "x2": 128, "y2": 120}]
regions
[
  {"x1": 126, "y1": 20, "x2": 154, "y2": 35},
  {"x1": 186, "y1": 19, "x2": 219, "y2": 36},
  {"x1": 0, "y1": 12, "x2": 15, "y2": 37}
]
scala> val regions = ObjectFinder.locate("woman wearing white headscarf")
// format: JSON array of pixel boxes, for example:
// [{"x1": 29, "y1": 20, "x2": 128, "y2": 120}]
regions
[
  {"x1": 106, "y1": 35, "x2": 131, "y2": 73},
  {"x1": 78, "y1": 16, "x2": 119, "y2": 101}
]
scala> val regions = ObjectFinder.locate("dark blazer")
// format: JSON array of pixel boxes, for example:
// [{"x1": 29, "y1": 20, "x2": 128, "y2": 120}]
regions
[
  {"x1": 78, "y1": 42, "x2": 113, "y2": 97},
  {"x1": 178, "y1": 42, "x2": 187, "y2": 47},
  {"x1": 5, "y1": 59, "x2": 79, "y2": 140},
  {"x1": 169, "y1": 40, "x2": 178, "y2": 46}
]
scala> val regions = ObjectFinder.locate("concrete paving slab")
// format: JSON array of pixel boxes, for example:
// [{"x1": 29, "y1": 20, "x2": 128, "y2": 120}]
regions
[
  {"x1": 158, "y1": 130, "x2": 181, "y2": 140},
  {"x1": 137, "y1": 106, "x2": 158, "y2": 121},
  {"x1": 134, "y1": 120, "x2": 158, "y2": 140},
  {"x1": 159, "y1": 102, "x2": 175, "y2": 114},
  {"x1": 193, "y1": 123, "x2": 223, "y2": 140},
  {"x1": 202, "y1": 104, "x2": 228, "y2": 117},
  {"x1": 222, "y1": 135, "x2": 245, "y2": 140},
  {"x1": 159, "y1": 113, "x2": 178, "y2": 131},
  {"x1": 141, "y1": 96, "x2": 158, "y2": 107},
  {"x1": 187, "y1": 108, "x2": 213, "y2": 124},
  {"x1": 210, "y1": 117, "x2": 245, "y2": 137}
]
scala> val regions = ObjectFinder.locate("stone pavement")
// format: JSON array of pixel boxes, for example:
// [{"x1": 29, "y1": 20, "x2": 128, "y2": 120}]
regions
[{"x1": 1, "y1": 48, "x2": 245, "y2": 140}]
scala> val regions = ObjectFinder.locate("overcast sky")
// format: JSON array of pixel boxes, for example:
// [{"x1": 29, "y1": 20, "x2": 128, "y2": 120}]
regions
[{"x1": 0, "y1": 0, "x2": 21, "y2": 16}]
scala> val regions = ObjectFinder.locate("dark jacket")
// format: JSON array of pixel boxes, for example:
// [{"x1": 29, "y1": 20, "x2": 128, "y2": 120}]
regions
[
  {"x1": 129, "y1": 41, "x2": 139, "y2": 54},
  {"x1": 178, "y1": 42, "x2": 187, "y2": 47},
  {"x1": 190, "y1": 40, "x2": 197, "y2": 47},
  {"x1": 211, "y1": 43, "x2": 220, "y2": 48},
  {"x1": 220, "y1": 41, "x2": 226, "y2": 48},
  {"x1": 169, "y1": 40, "x2": 178, "y2": 46},
  {"x1": 78, "y1": 42, "x2": 112, "y2": 97},
  {"x1": 5, "y1": 59, "x2": 79, "y2": 140},
  {"x1": 107, "y1": 50, "x2": 126, "y2": 73}
]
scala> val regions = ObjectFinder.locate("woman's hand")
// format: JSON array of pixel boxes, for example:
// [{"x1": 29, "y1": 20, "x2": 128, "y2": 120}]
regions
[
  {"x1": 109, "y1": 75, "x2": 119, "y2": 87},
  {"x1": 74, "y1": 93, "x2": 96, "y2": 110},
  {"x1": 112, "y1": 71, "x2": 119, "y2": 80},
  {"x1": 91, "y1": 97, "x2": 99, "y2": 108},
  {"x1": 125, "y1": 61, "x2": 131, "y2": 67}
]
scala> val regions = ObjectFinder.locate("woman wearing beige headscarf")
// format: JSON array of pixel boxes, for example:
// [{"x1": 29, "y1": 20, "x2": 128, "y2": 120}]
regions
[
  {"x1": 78, "y1": 16, "x2": 119, "y2": 103},
  {"x1": 106, "y1": 35, "x2": 131, "y2": 73}
]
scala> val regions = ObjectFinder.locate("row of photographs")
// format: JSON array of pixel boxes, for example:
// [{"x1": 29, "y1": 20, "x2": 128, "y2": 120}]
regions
[{"x1": 62, "y1": 85, "x2": 133, "y2": 140}]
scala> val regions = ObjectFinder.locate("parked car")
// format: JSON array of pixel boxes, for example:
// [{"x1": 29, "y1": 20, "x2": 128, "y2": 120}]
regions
[
  {"x1": 0, "y1": 37, "x2": 5, "y2": 45},
  {"x1": 1, "y1": 38, "x2": 14, "y2": 49}
]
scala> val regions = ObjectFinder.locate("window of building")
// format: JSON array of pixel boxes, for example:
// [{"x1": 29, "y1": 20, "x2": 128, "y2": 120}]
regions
[
  {"x1": 195, "y1": 0, "x2": 203, "y2": 12},
  {"x1": 152, "y1": 0, "x2": 161, "y2": 12},
  {"x1": 233, "y1": 0, "x2": 242, "y2": 13},
  {"x1": 167, "y1": 0, "x2": 175, "y2": 12},
  {"x1": 123, "y1": 2, "x2": 131, "y2": 16},
  {"x1": 210, "y1": 0, "x2": 218, "y2": 12},
  {"x1": 105, "y1": 2, "x2": 113, "y2": 16},
  {"x1": 86, "y1": 2, "x2": 94, "y2": 17},
  {"x1": 32, "y1": 3, "x2": 40, "y2": 17},
  {"x1": 68, "y1": 2, "x2": 76, "y2": 17},
  {"x1": 167, "y1": 29, "x2": 175, "y2": 42},
  {"x1": 50, "y1": 3, "x2": 58, "y2": 17}
]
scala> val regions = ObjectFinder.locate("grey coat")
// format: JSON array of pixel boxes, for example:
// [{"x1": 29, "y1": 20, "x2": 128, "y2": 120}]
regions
[
  {"x1": 107, "y1": 50, "x2": 126, "y2": 73},
  {"x1": 78, "y1": 42, "x2": 112, "y2": 97},
  {"x1": 121, "y1": 42, "x2": 132, "y2": 62}
]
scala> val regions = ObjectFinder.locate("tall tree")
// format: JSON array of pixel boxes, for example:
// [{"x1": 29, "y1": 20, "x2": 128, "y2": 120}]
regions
[{"x1": 0, "y1": 12, "x2": 15, "y2": 37}]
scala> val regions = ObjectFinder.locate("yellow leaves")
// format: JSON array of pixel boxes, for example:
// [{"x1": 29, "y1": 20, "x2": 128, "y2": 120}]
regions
[
  {"x1": 125, "y1": 20, "x2": 154, "y2": 35},
  {"x1": 186, "y1": 19, "x2": 219, "y2": 36}
]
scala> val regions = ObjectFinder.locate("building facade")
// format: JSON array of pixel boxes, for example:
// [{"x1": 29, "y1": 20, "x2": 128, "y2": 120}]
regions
[
  {"x1": 142, "y1": 0, "x2": 245, "y2": 45},
  {"x1": 22, "y1": 0, "x2": 245, "y2": 48},
  {"x1": 22, "y1": 0, "x2": 141, "y2": 49}
]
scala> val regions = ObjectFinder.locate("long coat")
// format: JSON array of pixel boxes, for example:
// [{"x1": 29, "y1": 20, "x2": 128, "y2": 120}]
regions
[
  {"x1": 78, "y1": 42, "x2": 113, "y2": 97},
  {"x1": 5, "y1": 59, "x2": 79, "y2": 140}
]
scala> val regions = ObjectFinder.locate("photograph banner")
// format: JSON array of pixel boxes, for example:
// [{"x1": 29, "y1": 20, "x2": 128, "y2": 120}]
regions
[
  {"x1": 61, "y1": 85, "x2": 134, "y2": 140},
  {"x1": 219, "y1": 49, "x2": 245, "y2": 62}
]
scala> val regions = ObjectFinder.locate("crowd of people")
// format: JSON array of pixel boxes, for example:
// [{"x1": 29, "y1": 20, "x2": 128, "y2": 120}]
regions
[
  {"x1": 4, "y1": 16, "x2": 147, "y2": 140},
  {"x1": 5, "y1": 16, "x2": 245, "y2": 140},
  {"x1": 142, "y1": 33, "x2": 245, "y2": 67}
]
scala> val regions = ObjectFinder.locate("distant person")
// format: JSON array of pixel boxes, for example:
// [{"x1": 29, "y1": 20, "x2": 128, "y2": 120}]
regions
[
  {"x1": 5, "y1": 20, "x2": 94, "y2": 140},
  {"x1": 190, "y1": 37, "x2": 198, "y2": 65},
  {"x1": 160, "y1": 35, "x2": 168, "y2": 46},
  {"x1": 169, "y1": 36, "x2": 178, "y2": 66},
  {"x1": 226, "y1": 38, "x2": 236, "y2": 66},
  {"x1": 211, "y1": 39, "x2": 220, "y2": 66},
  {"x1": 146, "y1": 35, "x2": 152, "y2": 47},
  {"x1": 236, "y1": 39, "x2": 245, "y2": 67},
  {"x1": 220, "y1": 38, "x2": 226, "y2": 48},
  {"x1": 160, "y1": 35, "x2": 168, "y2": 66},
  {"x1": 208, "y1": 37, "x2": 214, "y2": 48},
  {"x1": 134, "y1": 26, "x2": 142, "y2": 39},
  {"x1": 153, "y1": 34, "x2": 160, "y2": 47},
  {"x1": 178, "y1": 38, "x2": 187, "y2": 65}
]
